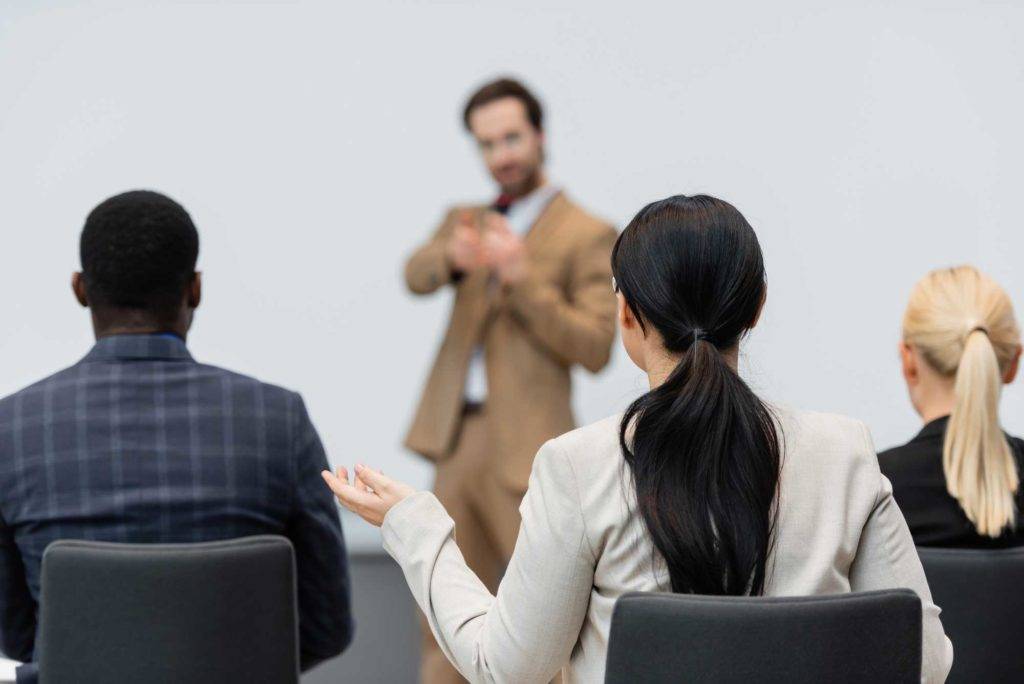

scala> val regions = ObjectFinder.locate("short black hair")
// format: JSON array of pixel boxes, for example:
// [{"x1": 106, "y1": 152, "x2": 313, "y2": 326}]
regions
[
  {"x1": 80, "y1": 190, "x2": 199, "y2": 316},
  {"x1": 462, "y1": 77, "x2": 543, "y2": 132}
]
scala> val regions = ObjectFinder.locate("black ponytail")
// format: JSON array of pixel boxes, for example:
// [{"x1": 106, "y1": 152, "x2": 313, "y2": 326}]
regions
[{"x1": 612, "y1": 195, "x2": 780, "y2": 596}]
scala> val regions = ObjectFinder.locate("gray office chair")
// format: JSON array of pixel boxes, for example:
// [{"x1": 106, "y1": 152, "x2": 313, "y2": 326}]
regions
[
  {"x1": 37, "y1": 536, "x2": 299, "y2": 684},
  {"x1": 605, "y1": 589, "x2": 921, "y2": 683},
  {"x1": 918, "y1": 546, "x2": 1024, "y2": 683}
]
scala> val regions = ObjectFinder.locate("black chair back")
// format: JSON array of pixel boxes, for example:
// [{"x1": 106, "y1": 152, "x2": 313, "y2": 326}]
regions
[
  {"x1": 918, "y1": 546, "x2": 1024, "y2": 683},
  {"x1": 37, "y1": 535, "x2": 299, "y2": 684},
  {"x1": 605, "y1": 589, "x2": 921, "y2": 683}
]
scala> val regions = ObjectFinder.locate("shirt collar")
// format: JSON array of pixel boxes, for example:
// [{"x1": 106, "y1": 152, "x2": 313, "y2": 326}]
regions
[
  {"x1": 506, "y1": 183, "x2": 559, "y2": 214},
  {"x1": 82, "y1": 333, "x2": 194, "y2": 363},
  {"x1": 501, "y1": 184, "x2": 561, "y2": 237}
]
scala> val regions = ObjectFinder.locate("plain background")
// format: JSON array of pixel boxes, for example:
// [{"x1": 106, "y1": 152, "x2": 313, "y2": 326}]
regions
[{"x1": 2, "y1": 1, "x2": 1023, "y2": 558}]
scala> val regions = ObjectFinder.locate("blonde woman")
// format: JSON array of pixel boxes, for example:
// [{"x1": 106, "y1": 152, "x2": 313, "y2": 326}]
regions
[{"x1": 881, "y1": 265, "x2": 1024, "y2": 547}]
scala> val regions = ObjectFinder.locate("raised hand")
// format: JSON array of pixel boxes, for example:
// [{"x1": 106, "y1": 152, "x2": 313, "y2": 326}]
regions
[
  {"x1": 444, "y1": 211, "x2": 483, "y2": 274},
  {"x1": 483, "y1": 211, "x2": 528, "y2": 285},
  {"x1": 321, "y1": 464, "x2": 417, "y2": 527}
]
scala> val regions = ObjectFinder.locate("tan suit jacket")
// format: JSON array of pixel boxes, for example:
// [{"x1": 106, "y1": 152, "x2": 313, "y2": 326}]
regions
[
  {"x1": 403, "y1": 192, "x2": 617, "y2": 490},
  {"x1": 382, "y1": 407, "x2": 955, "y2": 684}
]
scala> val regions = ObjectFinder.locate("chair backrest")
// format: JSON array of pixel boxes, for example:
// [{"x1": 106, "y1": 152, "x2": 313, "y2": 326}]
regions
[
  {"x1": 604, "y1": 589, "x2": 921, "y2": 684},
  {"x1": 37, "y1": 535, "x2": 299, "y2": 684},
  {"x1": 917, "y1": 546, "x2": 1024, "y2": 683}
]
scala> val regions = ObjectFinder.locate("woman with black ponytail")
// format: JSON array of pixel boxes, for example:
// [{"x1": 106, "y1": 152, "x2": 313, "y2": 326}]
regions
[
  {"x1": 324, "y1": 195, "x2": 953, "y2": 683},
  {"x1": 612, "y1": 195, "x2": 780, "y2": 597}
]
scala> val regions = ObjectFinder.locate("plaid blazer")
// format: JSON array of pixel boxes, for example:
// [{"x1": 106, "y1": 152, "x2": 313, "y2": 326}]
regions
[{"x1": 0, "y1": 334, "x2": 352, "y2": 670}]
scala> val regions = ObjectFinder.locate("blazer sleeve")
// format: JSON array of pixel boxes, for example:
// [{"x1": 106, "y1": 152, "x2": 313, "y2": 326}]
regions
[
  {"x1": 847, "y1": 424, "x2": 954, "y2": 684},
  {"x1": 404, "y1": 209, "x2": 459, "y2": 295},
  {"x1": 286, "y1": 394, "x2": 354, "y2": 671},
  {"x1": 505, "y1": 224, "x2": 617, "y2": 373},
  {"x1": 0, "y1": 512, "x2": 35, "y2": 663},
  {"x1": 381, "y1": 439, "x2": 595, "y2": 683}
]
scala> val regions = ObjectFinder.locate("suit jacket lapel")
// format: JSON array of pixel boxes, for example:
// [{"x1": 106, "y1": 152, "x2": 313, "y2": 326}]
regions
[
  {"x1": 477, "y1": 192, "x2": 570, "y2": 320},
  {"x1": 523, "y1": 191, "x2": 570, "y2": 253}
]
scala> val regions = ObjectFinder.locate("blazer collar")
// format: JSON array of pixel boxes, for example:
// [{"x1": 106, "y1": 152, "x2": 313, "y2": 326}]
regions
[
  {"x1": 914, "y1": 415, "x2": 950, "y2": 441},
  {"x1": 523, "y1": 190, "x2": 570, "y2": 248},
  {"x1": 82, "y1": 334, "x2": 194, "y2": 363}
]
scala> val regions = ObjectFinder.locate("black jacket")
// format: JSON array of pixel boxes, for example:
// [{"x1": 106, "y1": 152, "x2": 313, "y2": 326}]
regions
[{"x1": 879, "y1": 415, "x2": 1024, "y2": 548}]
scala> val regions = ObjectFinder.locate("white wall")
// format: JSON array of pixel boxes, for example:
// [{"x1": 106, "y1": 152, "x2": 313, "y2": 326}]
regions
[{"x1": 1, "y1": 0, "x2": 1022, "y2": 551}]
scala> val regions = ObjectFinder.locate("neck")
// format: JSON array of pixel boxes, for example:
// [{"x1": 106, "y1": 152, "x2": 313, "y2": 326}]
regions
[
  {"x1": 506, "y1": 170, "x2": 547, "y2": 201},
  {"x1": 915, "y1": 384, "x2": 956, "y2": 425},
  {"x1": 95, "y1": 327, "x2": 185, "y2": 341},
  {"x1": 92, "y1": 310, "x2": 189, "y2": 342},
  {"x1": 646, "y1": 345, "x2": 740, "y2": 389}
]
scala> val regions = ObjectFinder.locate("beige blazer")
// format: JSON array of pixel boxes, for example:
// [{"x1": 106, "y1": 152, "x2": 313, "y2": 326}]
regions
[
  {"x1": 382, "y1": 407, "x2": 954, "y2": 684},
  {"x1": 403, "y1": 192, "x2": 618, "y2": 489}
]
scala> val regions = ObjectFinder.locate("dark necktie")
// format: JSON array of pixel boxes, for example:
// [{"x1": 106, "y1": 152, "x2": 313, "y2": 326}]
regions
[{"x1": 492, "y1": 194, "x2": 513, "y2": 215}]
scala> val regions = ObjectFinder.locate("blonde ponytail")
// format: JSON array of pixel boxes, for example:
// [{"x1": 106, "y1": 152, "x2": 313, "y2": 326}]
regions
[
  {"x1": 945, "y1": 328, "x2": 1019, "y2": 536},
  {"x1": 904, "y1": 266, "x2": 1021, "y2": 537}
]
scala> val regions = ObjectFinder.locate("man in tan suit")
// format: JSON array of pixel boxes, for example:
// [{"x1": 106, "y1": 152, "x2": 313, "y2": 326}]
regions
[{"x1": 404, "y1": 77, "x2": 617, "y2": 683}]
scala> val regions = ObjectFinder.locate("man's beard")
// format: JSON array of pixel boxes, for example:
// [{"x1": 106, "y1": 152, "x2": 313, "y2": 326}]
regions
[{"x1": 500, "y1": 164, "x2": 543, "y2": 199}]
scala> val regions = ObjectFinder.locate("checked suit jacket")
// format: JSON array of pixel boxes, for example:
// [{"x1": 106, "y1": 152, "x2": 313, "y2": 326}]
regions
[{"x1": 0, "y1": 334, "x2": 353, "y2": 671}]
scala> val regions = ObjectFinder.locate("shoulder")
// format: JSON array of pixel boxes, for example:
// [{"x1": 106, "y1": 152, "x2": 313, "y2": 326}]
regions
[
  {"x1": 188, "y1": 364, "x2": 321, "y2": 456},
  {"x1": 189, "y1": 362, "x2": 305, "y2": 412},
  {"x1": 775, "y1": 405, "x2": 871, "y2": 449},
  {"x1": 0, "y1": 364, "x2": 83, "y2": 416},
  {"x1": 772, "y1": 406, "x2": 889, "y2": 511},
  {"x1": 526, "y1": 415, "x2": 625, "y2": 540},
  {"x1": 875, "y1": 438, "x2": 918, "y2": 477},
  {"x1": 535, "y1": 414, "x2": 624, "y2": 482},
  {"x1": 547, "y1": 413, "x2": 622, "y2": 455},
  {"x1": 773, "y1": 405, "x2": 879, "y2": 473},
  {"x1": 555, "y1": 194, "x2": 616, "y2": 239}
]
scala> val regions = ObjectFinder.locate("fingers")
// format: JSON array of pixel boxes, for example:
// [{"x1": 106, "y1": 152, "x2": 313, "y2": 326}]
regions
[
  {"x1": 353, "y1": 471, "x2": 373, "y2": 494},
  {"x1": 453, "y1": 225, "x2": 482, "y2": 252},
  {"x1": 321, "y1": 470, "x2": 380, "y2": 512},
  {"x1": 484, "y1": 227, "x2": 520, "y2": 249},
  {"x1": 483, "y1": 231, "x2": 507, "y2": 259},
  {"x1": 320, "y1": 470, "x2": 349, "y2": 498},
  {"x1": 320, "y1": 464, "x2": 417, "y2": 530},
  {"x1": 354, "y1": 463, "x2": 391, "y2": 493},
  {"x1": 454, "y1": 224, "x2": 476, "y2": 239},
  {"x1": 323, "y1": 466, "x2": 376, "y2": 497},
  {"x1": 484, "y1": 211, "x2": 510, "y2": 234}
]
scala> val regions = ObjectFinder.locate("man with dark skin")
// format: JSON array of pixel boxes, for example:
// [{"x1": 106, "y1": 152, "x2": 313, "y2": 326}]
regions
[
  {"x1": 70, "y1": 269, "x2": 200, "y2": 337},
  {"x1": 0, "y1": 190, "x2": 353, "y2": 679}
]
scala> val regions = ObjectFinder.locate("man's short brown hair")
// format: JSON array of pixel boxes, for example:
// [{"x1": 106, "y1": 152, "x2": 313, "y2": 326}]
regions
[{"x1": 462, "y1": 78, "x2": 543, "y2": 132}]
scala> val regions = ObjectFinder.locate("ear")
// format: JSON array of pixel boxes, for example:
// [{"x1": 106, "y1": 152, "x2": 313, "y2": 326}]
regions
[
  {"x1": 1003, "y1": 344, "x2": 1021, "y2": 385},
  {"x1": 188, "y1": 272, "x2": 202, "y2": 309},
  {"x1": 71, "y1": 272, "x2": 88, "y2": 307},
  {"x1": 617, "y1": 293, "x2": 638, "y2": 332},
  {"x1": 900, "y1": 340, "x2": 918, "y2": 386},
  {"x1": 749, "y1": 286, "x2": 767, "y2": 329}
]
